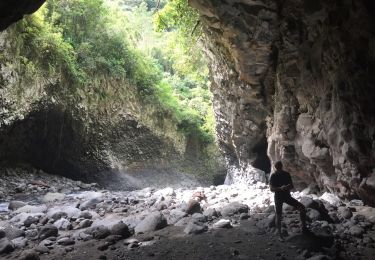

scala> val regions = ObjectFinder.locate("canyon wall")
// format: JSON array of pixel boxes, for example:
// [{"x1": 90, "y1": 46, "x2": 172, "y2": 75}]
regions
[
  {"x1": 0, "y1": 21, "x2": 224, "y2": 189},
  {"x1": 190, "y1": 0, "x2": 375, "y2": 205}
]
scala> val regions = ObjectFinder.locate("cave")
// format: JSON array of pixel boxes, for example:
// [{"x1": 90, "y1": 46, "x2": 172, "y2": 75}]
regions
[
  {"x1": 0, "y1": 0, "x2": 375, "y2": 259},
  {"x1": 252, "y1": 136, "x2": 271, "y2": 174}
]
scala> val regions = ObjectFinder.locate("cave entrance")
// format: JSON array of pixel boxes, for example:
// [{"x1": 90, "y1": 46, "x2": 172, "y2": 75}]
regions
[{"x1": 252, "y1": 136, "x2": 271, "y2": 174}]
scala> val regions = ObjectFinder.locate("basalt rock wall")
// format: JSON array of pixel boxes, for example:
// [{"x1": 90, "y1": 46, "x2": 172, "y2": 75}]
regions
[{"x1": 190, "y1": 0, "x2": 375, "y2": 206}]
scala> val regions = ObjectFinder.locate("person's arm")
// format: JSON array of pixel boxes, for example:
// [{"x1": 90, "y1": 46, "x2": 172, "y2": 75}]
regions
[
  {"x1": 270, "y1": 184, "x2": 286, "y2": 192},
  {"x1": 283, "y1": 172, "x2": 294, "y2": 191}
]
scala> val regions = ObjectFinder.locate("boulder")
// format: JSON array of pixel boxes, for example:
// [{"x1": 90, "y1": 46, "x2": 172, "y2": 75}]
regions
[
  {"x1": 110, "y1": 221, "x2": 131, "y2": 238},
  {"x1": 15, "y1": 205, "x2": 47, "y2": 214},
  {"x1": 11, "y1": 237, "x2": 28, "y2": 249},
  {"x1": 38, "y1": 225, "x2": 58, "y2": 240},
  {"x1": 54, "y1": 218, "x2": 72, "y2": 230},
  {"x1": 57, "y1": 237, "x2": 75, "y2": 246},
  {"x1": 8, "y1": 201, "x2": 27, "y2": 211},
  {"x1": 203, "y1": 208, "x2": 218, "y2": 219},
  {"x1": 213, "y1": 219, "x2": 232, "y2": 228},
  {"x1": 167, "y1": 209, "x2": 187, "y2": 225},
  {"x1": 134, "y1": 212, "x2": 167, "y2": 234},
  {"x1": 185, "y1": 200, "x2": 202, "y2": 215},
  {"x1": 42, "y1": 192, "x2": 65, "y2": 203},
  {"x1": 338, "y1": 207, "x2": 353, "y2": 219},
  {"x1": 220, "y1": 202, "x2": 249, "y2": 217},
  {"x1": 80, "y1": 195, "x2": 104, "y2": 210},
  {"x1": 75, "y1": 219, "x2": 93, "y2": 229},
  {"x1": 191, "y1": 213, "x2": 207, "y2": 223},
  {"x1": 319, "y1": 193, "x2": 342, "y2": 207},
  {"x1": 92, "y1": 226, "x2": 111, "y2": 239},
  {"x1": 19, "y1": 249, "x2": 40, "y2": 260},
  {"x1": 0, "y1": 237, "x2": 14, "y2": 254},
  {"x1": 307, "y1": 209, "x2": 322, "y2": 221},
  {"x1": 349, "y1": 225, "x2": 365, "y2": 237},
  {"x1": 183, "y1": 222, "x2": 207, "y2": 234}
]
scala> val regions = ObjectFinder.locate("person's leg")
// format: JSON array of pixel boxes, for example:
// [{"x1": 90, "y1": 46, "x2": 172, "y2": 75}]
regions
[
  {"x1": 274, "y1": 195, "x2": 284, "y2": 239},
  {"x1": 284, "y1": 196, "x2": 307, "y2": 231}
]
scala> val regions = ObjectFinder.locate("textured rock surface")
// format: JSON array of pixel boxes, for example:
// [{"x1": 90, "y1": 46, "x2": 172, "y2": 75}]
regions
[
  {"x1": 190, "y1": 0, "x2": 375, "y2": 205},
  {"x1": 0, "y1": 14, "x2": 224, "y2": 189}
]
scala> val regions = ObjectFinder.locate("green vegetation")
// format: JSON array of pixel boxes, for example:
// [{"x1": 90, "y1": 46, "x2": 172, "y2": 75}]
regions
[{"x1": 12, "y1": 0, "x2": 215, "y2": 143}]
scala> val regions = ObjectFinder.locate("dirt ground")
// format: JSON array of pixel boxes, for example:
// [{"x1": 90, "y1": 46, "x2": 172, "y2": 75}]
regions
[{"x1": 35, "y1": 218, "x2": 375, "y2": 260}]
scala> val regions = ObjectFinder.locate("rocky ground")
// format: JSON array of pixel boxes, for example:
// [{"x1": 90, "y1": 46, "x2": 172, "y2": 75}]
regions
[{"x1": 0, "y1": 168, "x2": 375, "y2": 260}]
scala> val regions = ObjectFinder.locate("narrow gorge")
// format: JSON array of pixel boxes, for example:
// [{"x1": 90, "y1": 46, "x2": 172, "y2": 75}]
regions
[{"x1": 0, "y1": 0, "x2": 374, "y2": 259}]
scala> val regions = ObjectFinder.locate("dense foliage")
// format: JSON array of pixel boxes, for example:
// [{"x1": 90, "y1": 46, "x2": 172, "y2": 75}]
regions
[{"x1": 14, "y1": 0, "x2": 214, "y2": 143}]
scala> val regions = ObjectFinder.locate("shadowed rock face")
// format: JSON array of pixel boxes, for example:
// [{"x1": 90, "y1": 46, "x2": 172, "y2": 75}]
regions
[
  {"x1": 0, "y1": 1, "x2": 375, "y2": 205},
  {"x1": 190, "y1": 0, "x2": 375, "y2": 205},
  {"x1": 0, "y1": 0, "x2": 45, "y2": 31}
]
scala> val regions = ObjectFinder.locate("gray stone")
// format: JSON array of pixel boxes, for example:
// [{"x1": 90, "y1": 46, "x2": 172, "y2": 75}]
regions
[
  {"x1": 35, "y1": 245, "x2": 49, "y2": 254},
  {"x1": 15, "y1": 205, "x2": 47, "y2": 214},
  {"x1": 24, "y1": 215, "x2": 40, "y2": 227},
  {"x1": 57, "y1": 237, "x2": 75, "y2": 246},
  {"x1": 54, "y1": 218, "x2": 72, "y2": 230},
  {"x1": 123, "y1": 238, "x2": 139, "y2": 245},
  {"x1": 307, "y1": 209, "x2": 321, "y2": 221},
  {"x1": 213, "y1": 219, "x2": 232, "y2": 228},
  {"x1": 349, "y1": 225, "x2": 365, "y2": 237},
  {"x1": 3, "y1": 226, "x2": 25, "y2": 240},
  {"x1": 220, "y1": 202, "x2": 249, "y2": 217},
  {"x1": 80, "y1": 197, "x2": 104, "y2": 210},
  {"x1": 42, "y1": 192, "x2": 65, "y2": 202},
  {"x1": 19, "y1": 249, "x2": 40, "y2": 260},
  {"x1": 203, "y1": 208, "x2": 218, "y2": 219},
  {"x1": 92, "y1": 225, "x2": 110, "y2": 239},
  {"x1": 134, "y1": 212, "x2": 167, "y2": 234},
  {"x1": 192, "y1": 213, "x2": 207, "y2": 222},
  {"x1": 184, "y1": 222, "x2": 207, "y2": 234},
  {"x1": 110, "y1": 221, "x2": 131, "y2": 238},
  {"x1": 8, "y1": 201, "x2": 27, "y2": 211},
  {"x1": 167, "y1": 209, "x2": 187, "y2": 225},
  {"x1": 50, "y1": 211, "x2": 68, "y2": 221},
  {"x1": 75, "y1": 219, "x2": 93, "y2": 229},
  {"x1": 79, "y1": 211, "x2": 93, "y2": 219},
  {"x1": 38, "y1": 225, "x2": 58, "y2": 239},
  {"x1": 11, "y1": 237, "x2": 28, "y2": 248},
  {"x1": 0, "y1": 237, "x2": 14, "y2": 254},
  {"x1": 338, "y1": 207, "x2": 353, "y2": 219}
]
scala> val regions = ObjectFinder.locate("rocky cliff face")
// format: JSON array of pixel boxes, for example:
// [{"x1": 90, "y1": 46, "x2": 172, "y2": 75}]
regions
[
  {"x1": 190, "y1": 0, "x2": 375, "y2": 205},
  {"x1": 0, "y1": 22, "x2": 224, "y2": 189}
]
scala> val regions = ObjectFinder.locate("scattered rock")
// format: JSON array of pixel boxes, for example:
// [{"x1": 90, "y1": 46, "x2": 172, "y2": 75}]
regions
[
  {"x1": 185, "y1": 200, "x2": 202, "y2": 215},
  {"x1": 338, "y1": 207, "x2": 353, "y2": 219},
  {"x1": 320, "y1": 193, "x2": 341, "y2": 207},
  {"x1": 0, "y1": 237, "x2": 15, "y2": 254},
  {"x1": 184, "y1": 222, "x2": 207, "y2": 234},
  {"x1": 92, "y1": 226, "x2": 111, "y2": 239},
  {"x1": 349, "y1": 225, "x2": 365, "y2": 237},
  {"x1": 54, "y1": 218, "x2": 72, "y2": 230},
  {"x1": 19, "y1": 249, "x2": 40, "y2": 260},
  {"x1": 213, "y1": 219, "x2": 232, "y2": 228},
  {"x1": 220, "y1": 202, "x2": 249, "y2": 217},
  {"x1": 57, "y1": 237, "x2": 75, "y2": 246},
  {"x1": 8, "y1": 201, "x2": 27, "y2": 211},
  {"x1": 38, "y1": 225, "x2": 58, "y2": 240},
  {"x1": 42, "y1": 192, "x2": 66, "y2": 203},
  {"x1": 110, "y1": 221, "x2": 131, "y2": 238},
  {"x1": 135, "y1": 212, "x2": 167, "y2": 234}
]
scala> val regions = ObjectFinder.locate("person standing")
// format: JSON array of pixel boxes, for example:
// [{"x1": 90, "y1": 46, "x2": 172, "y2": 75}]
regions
[{"x1": 269, "y1": 161, "x2": 308, "y2": 241}]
